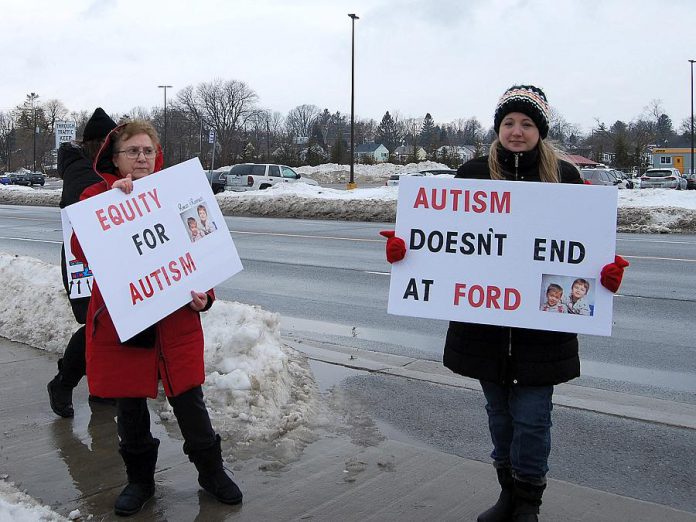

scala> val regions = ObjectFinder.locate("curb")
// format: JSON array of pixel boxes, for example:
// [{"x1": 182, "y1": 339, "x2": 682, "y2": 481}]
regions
[{"x1": 284, "y1": 337, "x2": 696, "y2": 430}]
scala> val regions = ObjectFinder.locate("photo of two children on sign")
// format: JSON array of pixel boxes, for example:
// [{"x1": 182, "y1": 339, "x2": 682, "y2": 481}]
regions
[
  {"x1": 180, "y1": 203, "x2": 218, "y2": 243},
  {"x1": 539, "y1": 274, "x2": 596, "y2": 316}
]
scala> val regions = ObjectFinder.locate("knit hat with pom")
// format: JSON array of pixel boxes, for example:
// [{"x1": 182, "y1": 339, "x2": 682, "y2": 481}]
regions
[{"x1": 493, "y1": 85, "x2": 550, "y2": 139}]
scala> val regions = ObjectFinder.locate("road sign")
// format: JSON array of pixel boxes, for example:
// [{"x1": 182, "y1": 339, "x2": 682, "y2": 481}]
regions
[
  {"x1": 208, "y1": 129, "x2": 216, "y2": 144},
  {"x1": 55, "y1": 121, "x2": 77, "y2": 149}
]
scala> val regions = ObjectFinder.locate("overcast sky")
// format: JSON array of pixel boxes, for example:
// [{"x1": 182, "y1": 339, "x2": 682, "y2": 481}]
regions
[{"x1": 3, "y1": 0, "x2": 695, "y2": 134}]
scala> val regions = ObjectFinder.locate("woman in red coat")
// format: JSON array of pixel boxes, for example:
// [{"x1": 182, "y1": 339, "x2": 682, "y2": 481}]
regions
[{"x1": 74, "y1": 120, "x2": 242, "y2": 516}]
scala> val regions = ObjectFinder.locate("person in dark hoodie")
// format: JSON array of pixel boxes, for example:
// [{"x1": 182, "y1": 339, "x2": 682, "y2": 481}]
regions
[
  {"x1": 380, "y1": 85, "x2": 629, "y2": 522},
  {"x1": 47, "y1": 107, "x2": 117, "y2": 418},
  {"x1": 71, "y1": 119, "x2": 242, "y2": 517}
]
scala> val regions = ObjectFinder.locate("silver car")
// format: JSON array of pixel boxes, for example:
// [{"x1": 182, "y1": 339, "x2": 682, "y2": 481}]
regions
[
  {"x1": 640, "y1": 168, "x2": 687, "y2": 190},
  {"x1": 579, "y1": 168, "x2": 627, "y2": 188}
]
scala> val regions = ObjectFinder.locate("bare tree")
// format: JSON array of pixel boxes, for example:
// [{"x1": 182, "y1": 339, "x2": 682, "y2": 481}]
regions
[
  {"x1": 285, "y1": 104, "x2": 320, "y2": 138},
  {"x1": 126, "y1": 106, "x2": 153, "y2": 121},
  {"x1": 176, "y1": 78, "x2": 260, "y2": 164},
  {"x1": 42, "y1": 99, "x2": 69, "y2": 134}
]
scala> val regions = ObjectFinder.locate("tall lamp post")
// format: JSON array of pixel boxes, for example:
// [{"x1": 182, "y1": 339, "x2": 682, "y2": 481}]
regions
[
  {"x1": 347, "y1": 13, "x2": 359, "y2": 190},
  {"x1": 25, "y1": 92, "x2": 39, "y2": 172},
  {"x1": 158, "y1": 85, "x2": 172, "y2": 166},
  {"x1": 689, "y1": 60, "x2": 695, "y2": 177}
]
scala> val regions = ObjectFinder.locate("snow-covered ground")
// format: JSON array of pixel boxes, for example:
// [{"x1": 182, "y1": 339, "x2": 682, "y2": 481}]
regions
[
  {"x1": 1, "y1": 161, "x2": 695, "y2": 231},
  {"x1": 0, "y1": 478, "x2": 70, "y2": 521}
]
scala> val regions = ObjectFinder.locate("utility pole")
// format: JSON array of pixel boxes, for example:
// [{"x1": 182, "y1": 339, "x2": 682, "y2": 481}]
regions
[
  {"x1": 347, "y1": 13, "x2": 359, "y2": 189},
  {"x1": 25, "y1": 92, "x2": 40, "y2": 172},
  {"x1": 158, "y1": 85, "x2": 172, "y2": 166},
  {"x1": 689, "y1": 60, "x2": 695, "y2": 176}
]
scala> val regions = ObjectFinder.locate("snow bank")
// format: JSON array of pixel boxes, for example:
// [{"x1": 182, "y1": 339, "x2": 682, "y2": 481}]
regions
[
  {"x1": 0, "y1": 478, "x2": 68, "y2": 521},
  {"x1": 2, "y1": 162, "x2": 696, "y2": 230},
  {"x1": 295, "y1": 160, "x2": 450, "y2": 183},
  {"x1": 0, "y1": 252, "x2": 318, "y2": 452}
]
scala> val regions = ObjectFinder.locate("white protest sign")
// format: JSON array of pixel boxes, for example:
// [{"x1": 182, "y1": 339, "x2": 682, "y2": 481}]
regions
[
  {"x1": 55, "y1": 120, "x2": 77, "y2": 149},
  {"x1": 65, "y1": 158, "x2": 243, "y2": 341},
  {"x1": 60, "y1": 209, "x2": 93, "y2": 299},
  {"x1": 387, "y1": 176, "x2": 618, "y2": 336}
]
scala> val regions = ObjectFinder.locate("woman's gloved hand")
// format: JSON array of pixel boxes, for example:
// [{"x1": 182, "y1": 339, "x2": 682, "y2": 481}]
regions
[
  {"x1": 379, "y1": 230, "x2": 406, "y2": 263},
  {"x1": 600, "y1": 255, "x2": 629, "y2": 293}
]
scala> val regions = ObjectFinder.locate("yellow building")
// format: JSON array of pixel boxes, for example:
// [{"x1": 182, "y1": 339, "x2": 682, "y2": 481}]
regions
[{"x1": 651, "y1": 148, "x2": 695, "y2": 174}]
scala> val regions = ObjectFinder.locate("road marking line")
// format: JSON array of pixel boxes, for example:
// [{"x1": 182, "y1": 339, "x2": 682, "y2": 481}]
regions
[
  {"x1": 230, "y1": 230, "x2": 383, "y2": 242},
  {"x1": 0, "y1": 236, "x2": 61, "y2": 244}
]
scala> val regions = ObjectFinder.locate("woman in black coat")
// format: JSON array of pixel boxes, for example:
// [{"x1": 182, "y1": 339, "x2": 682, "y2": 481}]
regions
[
  {"x1": 47, "y1": 108, "x2": 117, "y2": 418},
  {"x1": 382, "y1": 85, "x2": 629, "y2": 522}
]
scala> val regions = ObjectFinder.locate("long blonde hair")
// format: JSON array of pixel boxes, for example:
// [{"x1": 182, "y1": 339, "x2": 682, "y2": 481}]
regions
[{"x1": 488, "y1": 138, "x2": 561, "y2": 183}]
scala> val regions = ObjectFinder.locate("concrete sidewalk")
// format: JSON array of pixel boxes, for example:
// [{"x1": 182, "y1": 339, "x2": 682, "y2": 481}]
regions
[{"x1": 1, "y1": 337, "x2": 695, "y2": 521}]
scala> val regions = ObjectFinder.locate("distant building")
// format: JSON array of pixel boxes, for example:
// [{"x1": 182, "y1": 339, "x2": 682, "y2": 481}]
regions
[
  {"x1": 393, "y1": 145, "x2": 426, "y2": 162},
  {"x1": 355, "y1": 143, "x2": 389, "y2": 163},
  {"x1": 565, "y1": 154, "x2": 602, "y2": 168},
  {"x1": 435, "y1": 145, "x2": 476, "y2": 163},
  {"x1": 650, "y1": 147, "x2": 695, "y2": 174}
]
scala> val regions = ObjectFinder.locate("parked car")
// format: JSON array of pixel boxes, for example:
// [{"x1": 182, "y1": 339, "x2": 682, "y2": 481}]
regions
[
  {"x1": 8, "y1": 172, "x2": 31, "y2": 186},
  {"x1": 0, "y1": 173, "x2": 10, "y2": 185},
  {"x1": 26, "y1": 171, "x2": 45, "y2": 186},
  {"x1": 684, "y1": 173, "x2": 696, "y2": 190},
  {"x1": 579, "y1": 168, "x2": 628, "y2": 188},
  {"x1": 608, "y1": 169, "x2": 634, "y2": 189},
  {"x1": 385, "y1": 169, "x2": 457, "y2": 186},
  {"x1": 205, "y1": 169, "x2": 227, "y2": 194},
  {"x1": 224, "y1": 163, "x2": 318, "y2": 191},
  {"x1": 640, "y1": 168, "x2": 688, "y2": 190}
]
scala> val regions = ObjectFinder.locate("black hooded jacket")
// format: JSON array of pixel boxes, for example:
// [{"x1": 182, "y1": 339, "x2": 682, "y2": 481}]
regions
[
  {"x1": 58, "y1": 142, "x2": 114, "y2": 322},
  {"x1": 442, "y1": 147, "x2": 583, "y2": 386},
  {"x1": 58, "y1": 142, "x2": 113, "y2": 208}
]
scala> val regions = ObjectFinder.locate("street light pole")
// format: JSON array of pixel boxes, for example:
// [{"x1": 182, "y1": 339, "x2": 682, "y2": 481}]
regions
[
  {"x1": 27, "y1": 92, "x2": 38, "y2": 172},
  {"x1": 689, "y1": 60, "x2": 695, "y2": 176},
  {"x1": 347, "y1": 13, "x2": 359, "y2": 190},
  {"x1": 158, "y1": 85, "x2": 172, "y2": 167}
]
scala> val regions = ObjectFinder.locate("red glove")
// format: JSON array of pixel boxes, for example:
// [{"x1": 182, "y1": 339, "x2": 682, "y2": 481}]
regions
[
  {"x1": 379, "y1": 230, "x2": 406, "y2": 263},
  {"x1": 600, "y1": 255, "x2": 629, "y2": 293}
]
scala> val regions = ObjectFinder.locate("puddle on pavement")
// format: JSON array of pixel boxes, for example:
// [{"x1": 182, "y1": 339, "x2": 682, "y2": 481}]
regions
[{"x1": 307, "y1": 358, "x2": 366, "y2": 393}]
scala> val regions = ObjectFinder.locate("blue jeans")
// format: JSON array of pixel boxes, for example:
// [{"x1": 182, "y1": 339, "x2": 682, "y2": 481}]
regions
[{"x1": 480, "y1": 380, "x2": 553, "y2": 484}]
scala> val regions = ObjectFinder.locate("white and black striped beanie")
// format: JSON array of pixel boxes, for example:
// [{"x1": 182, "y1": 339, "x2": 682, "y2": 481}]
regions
[{"x1": 493, "y1": 85, "x2": 550, "y2": 139}]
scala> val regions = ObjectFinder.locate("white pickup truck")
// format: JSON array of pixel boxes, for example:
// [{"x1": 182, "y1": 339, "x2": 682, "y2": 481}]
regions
[{"x1": 224, "y1": 163, "x2": 318, "y2": 191}]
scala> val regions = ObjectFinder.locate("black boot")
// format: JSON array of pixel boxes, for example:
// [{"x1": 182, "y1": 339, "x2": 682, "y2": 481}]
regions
[
  {"x1": 186, "y1": 435, "x2": 242, "y2": 505},
  {"x1": 47, "y1": 359, "x2": 74, "y2": 418},
  {"x1": 512, "y1": 479, "x2": 546, "y2": 522},
  {"x1": 477, "y1": 467, "x2": 514, "y2": 522},
  {"x1": 114, "y1": 439, "x2": 159, "y2": 517}
]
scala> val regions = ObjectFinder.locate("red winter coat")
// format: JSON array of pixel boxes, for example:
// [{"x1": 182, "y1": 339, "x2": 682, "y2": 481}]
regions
[{"x1": 71, "y1": 126, "x2": 212, "y2": 398}]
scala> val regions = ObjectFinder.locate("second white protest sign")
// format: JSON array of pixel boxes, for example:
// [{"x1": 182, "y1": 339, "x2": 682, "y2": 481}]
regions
[{"x1": 387, "y1": 176, "x2": 618, "y2": 336}]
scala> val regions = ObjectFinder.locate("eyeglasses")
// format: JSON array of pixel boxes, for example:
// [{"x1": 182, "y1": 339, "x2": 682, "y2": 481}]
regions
[{"x1": 116, "y1": 147, "x2": 156, "y2": 159}]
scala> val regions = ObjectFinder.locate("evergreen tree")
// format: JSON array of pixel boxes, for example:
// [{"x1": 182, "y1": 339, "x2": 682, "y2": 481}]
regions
[
  {"x1": 419, "y1": 113, "x2": 436, "y2": 153},
  {"x1": 331, "y1": 138, "x2": 347, "y2": 164},
  {"x1": 375, "y1": 111, "x2": 402, "y2": 152}
]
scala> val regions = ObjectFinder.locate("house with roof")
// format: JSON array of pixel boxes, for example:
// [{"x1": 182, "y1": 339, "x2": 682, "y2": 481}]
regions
[
  {"x1": 650, "y1": 147, "x2": 695, "y2": 174},
  {"x1": 393, "y1": 145, "x2": 426, "y2": 163},
  {"x1": 435, "y1": 145, "x2": 477, "y2": 163},
  {"x1": 355, "y1": 143, "x2": 389, "y2": 163},
  {"x1": 565, "y1": 154, "x2": 602, "y2": 168}
]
